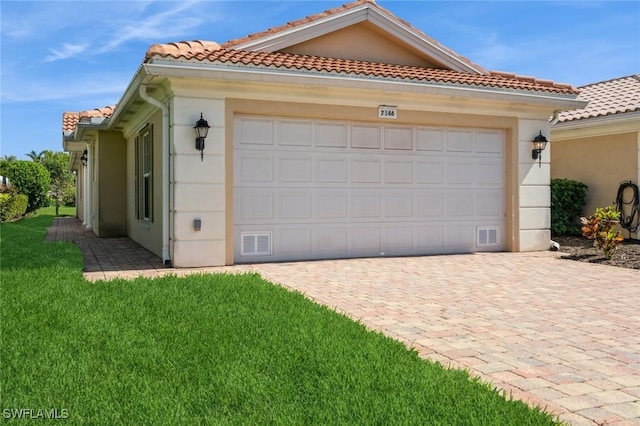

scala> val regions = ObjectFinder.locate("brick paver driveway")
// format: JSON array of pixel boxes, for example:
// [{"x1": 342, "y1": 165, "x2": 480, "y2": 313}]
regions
[
  {"x1": 49, "y1": 218, "x2": 640, "y2": 425},
  {"x1": 241, "y1": 253, "x2": 640, "y2": 426}
]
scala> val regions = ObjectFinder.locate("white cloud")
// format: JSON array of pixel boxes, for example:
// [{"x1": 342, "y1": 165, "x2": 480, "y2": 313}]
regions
[
  {"x1": 96, "y1": 0, "x2": 209, "y2": 53},
  {"x1": 45, "y1": 43, "x2": 90, "y2": 62}
]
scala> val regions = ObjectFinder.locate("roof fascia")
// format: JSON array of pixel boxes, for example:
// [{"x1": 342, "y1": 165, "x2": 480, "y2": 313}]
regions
[
  {"x1": 232, "y1": 3, "x2": 482, "y2": 74},
  {"x1": 144, "y1": 61, "x2": 584, "y2": 110},
  {"x1": 552, "y1": 111, "x2": 640, "y2": 139}
]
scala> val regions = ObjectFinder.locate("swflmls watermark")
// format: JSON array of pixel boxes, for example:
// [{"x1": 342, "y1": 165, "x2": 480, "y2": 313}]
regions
[{"x1": 2, "y1": 408, "x2": 68, "y2": 420}]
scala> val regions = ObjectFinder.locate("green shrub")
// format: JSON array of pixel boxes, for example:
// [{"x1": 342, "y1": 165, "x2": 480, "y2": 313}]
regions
[
  {"x1": 550, "y1": 178, "x2": 588, "y2": 236},
  {"x1": 581, "y1": 205, "x2": 624, "y2": 259},
  {"x1": 3, "y1": 161, "x2": 50, "y2": 214},
  {"x1": 0, "y1": 187, "x2": 28, "y2": 222}
]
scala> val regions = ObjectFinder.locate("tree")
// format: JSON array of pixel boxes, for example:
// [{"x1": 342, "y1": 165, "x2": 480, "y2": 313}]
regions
[
  {"x1": 41, "y1": 151, "x2": 74, "y2": 215},
  {"x1": 3, "y1": 161, "x2": 50, "y2": 213},
  {"x1": 26, "y1": 150, "x2": 45, "y2": 163}
]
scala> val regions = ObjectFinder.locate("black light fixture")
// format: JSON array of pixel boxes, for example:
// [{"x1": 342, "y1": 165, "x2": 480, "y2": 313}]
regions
[
  {"x1": 194, "y1": 113, "x2": 210, "y2": 161},
  {"x1": 80, "y1": 149, "x2": 88, "y2": 167},
  {"x1": 531, "y1": 131, "x2": 548, "y2": 167}
]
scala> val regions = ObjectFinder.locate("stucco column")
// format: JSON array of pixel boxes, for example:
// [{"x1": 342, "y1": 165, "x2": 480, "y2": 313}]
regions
[{"x1": 518, "y1": 118, "x2": 552, "y2": 251}]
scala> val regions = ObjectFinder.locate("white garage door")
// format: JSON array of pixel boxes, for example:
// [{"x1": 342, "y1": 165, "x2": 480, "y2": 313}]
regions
[{"x1": 234, "y1": 116, "x2": 505, "y2": 263}]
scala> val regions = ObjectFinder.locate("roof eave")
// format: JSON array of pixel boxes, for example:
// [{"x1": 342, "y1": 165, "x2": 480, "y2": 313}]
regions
[
  {"x1": 553, "y1": 110, "x2": 640, "y2": 131},
  {"x1": 144, "y1": 61, "x2": 583, "y2": 109}
]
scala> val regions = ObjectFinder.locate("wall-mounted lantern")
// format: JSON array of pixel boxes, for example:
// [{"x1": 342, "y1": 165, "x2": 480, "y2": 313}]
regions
[
  {"x1": 531, "y1": 131, "x2": 548, "y2": 167},
  {"x1": 80, "y1": 150, "x2": 88, "y2": 167},
  {"x1": 194, "y1": 113, "x2": 210, "y2": 161}
]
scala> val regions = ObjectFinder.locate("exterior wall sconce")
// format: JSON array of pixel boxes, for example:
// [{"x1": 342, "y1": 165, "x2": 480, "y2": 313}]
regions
[
  {"x1": 80, "y1": 150, "x2": 88, "y2": 167},
  {"x1": 531, "y1": 131, "x2": 548, "y2": 167},
  {"x1": 194, "y1": 113, "x2": 210, "y2": 161}
]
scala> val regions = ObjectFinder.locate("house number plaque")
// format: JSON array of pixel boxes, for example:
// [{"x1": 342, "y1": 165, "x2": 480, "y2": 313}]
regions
[{"x1": 378, "y1": 105, "x2": 398, "y2": 119}]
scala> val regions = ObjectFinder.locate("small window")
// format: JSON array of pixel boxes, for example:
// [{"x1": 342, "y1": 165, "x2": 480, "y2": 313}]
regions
[{"x1": 136, "y1": 125, "x2": 153, "y2": 221}]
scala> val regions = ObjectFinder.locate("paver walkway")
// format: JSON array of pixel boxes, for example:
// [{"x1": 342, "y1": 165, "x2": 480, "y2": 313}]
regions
[{"x1": 49, "y1": 218, "x2": 640, "y2": 425}]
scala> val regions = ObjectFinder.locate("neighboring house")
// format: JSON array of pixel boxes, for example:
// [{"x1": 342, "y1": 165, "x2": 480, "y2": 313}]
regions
[
  {"x1": 551, "y1": 75, "x2": 640, "y2": 239},
  {"x1": 62, "y1": 0, "x2": 585, "y2": 267}
]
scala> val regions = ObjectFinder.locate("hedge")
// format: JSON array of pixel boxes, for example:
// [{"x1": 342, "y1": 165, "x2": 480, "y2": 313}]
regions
[
  {"x1": 0, "y1": 192, "x2": 28, "y2": 222},
  {"x1": 550, "y1": 178, "x2": 588, "y2": 236}
]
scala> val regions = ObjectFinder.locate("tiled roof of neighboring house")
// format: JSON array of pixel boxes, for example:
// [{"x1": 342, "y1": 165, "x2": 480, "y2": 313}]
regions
[
  {"x1": 145, "y1": 45, "x2": 578, "y2": 95},
  {"x1": 219, "y1": 0, "x2": 484, "y2": 73},
  {"x1": 62, "y1": 106, "x2": 116, "y2": 133},
  {"x1": 556, "y1": 74, "x2": 640, "y2": 123}
]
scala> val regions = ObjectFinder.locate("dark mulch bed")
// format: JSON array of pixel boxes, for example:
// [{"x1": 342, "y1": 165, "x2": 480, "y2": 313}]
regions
[{"x1": 553, "y1": 235, "x2": 640, "y2": 270}]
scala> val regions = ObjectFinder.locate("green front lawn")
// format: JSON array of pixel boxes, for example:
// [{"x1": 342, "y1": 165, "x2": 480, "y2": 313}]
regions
[{"x1": 0, "y1": 212, "x2": 562, "y2": 425}]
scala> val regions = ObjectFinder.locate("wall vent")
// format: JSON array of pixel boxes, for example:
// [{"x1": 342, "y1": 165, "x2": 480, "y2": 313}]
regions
[
  {"x1": 477, "y1": 227, "x2": 499, "y2": 247},
  {"x1": 241, "y1": 232, "x2": 272, "y2": 256}
]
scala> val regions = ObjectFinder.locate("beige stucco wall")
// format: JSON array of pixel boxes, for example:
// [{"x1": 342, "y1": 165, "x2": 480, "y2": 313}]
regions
[
  {"x1": 282, "y1": 21, "x2": 439, "y2": 68},
  {"x1": 93, "y1": 131, "x2": 127, "y2": 237},
  {"x1": 169, "y1": 97, "x2": 226, "y2": 267},
  {"x1": 551, "y1": 131, "x2": 639, "y2": 235},
  {"x1": 551, "y1": 132, "x2": 637, "y2": 213},
  {"x1": 125, "y1": 110, "x2": 164, "y2": 257}
]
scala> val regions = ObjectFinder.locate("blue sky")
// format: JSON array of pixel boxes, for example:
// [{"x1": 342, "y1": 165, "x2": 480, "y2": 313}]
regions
[{"x1": 1, "y1": 0, "x2": 639, "y2": 159}]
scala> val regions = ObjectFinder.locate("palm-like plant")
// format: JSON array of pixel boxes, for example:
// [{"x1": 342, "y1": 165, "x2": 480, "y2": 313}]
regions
[{"x1": 26, "y1": 150, "x2": 45, "y2": 163}]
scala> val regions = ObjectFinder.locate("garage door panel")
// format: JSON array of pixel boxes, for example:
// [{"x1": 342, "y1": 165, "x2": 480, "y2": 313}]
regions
[
  {"x1": 312, "y1": 228, "x2": 347, "y2": 254},
  {"x1": 279, "y1": 228, "x2": 311, "y2": 256},
  {"x1": 383, "y1": 194, "x2": 413, "y2": 217},
  {"x1": 476, "y1": 131, "x2": 504, "y2": 154},
  {"x1": 385, "y1": 159, "x2": 413, "y2": 183},
  {"x1": 278, "y1": 156, "x2": 311, "y2": 182},
  {"x1": 350, "y1": 227, "x2": 381, "y2": 253},
  {"x1": 416, "y1": 192, "x2": 444, "y2": 217},
  {"x1": 235, "y1": 117, "x2": 274, "y2": 145},
  {"x1": 352, "y1": 124, "x2": 380, "y2": 149},
  {"x1": 237, "y1": 192, "x2": 274, "y2": 221},
  {"x1": 415, "y1": 225, "x2": 444, "y2": 251},
  {"x1": 417, "y1": 128, "x2": 444, "y2": 152},
  {"x1": 315, "y1": 157, "x2": 347, "y2": 183},
  {"x1": 316, "y1": 122, "x2": 347, "y2": 148},
  {"x1": 475, "y1": 192, "x2": 503, "y2": 217},
  {"x1": 279, "y1": 192, "x2": 311, "y2": 219},
  {"x1": 316, "y1": 191, "x2": 348, "y2": 219},
  {"x1": 447, "y1": 130, "x2": 474, "y2": 152},
  {"x1": 383, "y1": 226, "x2": 413, "y2": 251},
  {"x1": 237, "y1": 154, "x2": 274, "y2": 183},
  {"x1": 476, "y1": 158, "x2": 503, "y2": 185},
  {"x1": 352, "y1": 159, "x2": 381, "y2": 183},
  {"x1": 278, "y1": 119, "x2": 311, "y2": 146},
  {"x1": 352, "y1": 192, "x2": 381, "y2": 218},
  {"x1": 446, "y1": 159, "x2": 475, "y2": 184},
  {"x1": 234, "y1": 116, "x2": 505, "y2": 263},
  {"x1": 445, "y1": 192, "x2": 475, "y2": 217},
  {"x1": 415, "y1": 159, "x2": 445, "y2": 184},
  {"x1": 384, "y1": 126, "x2": 413, "y2": 150}
]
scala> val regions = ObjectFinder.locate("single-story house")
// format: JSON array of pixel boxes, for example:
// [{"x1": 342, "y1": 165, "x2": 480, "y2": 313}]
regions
[
  {"x1": 63, "y1": 0, "x2": 586, "y2": 267},
  {"x1": 551, "y1": 74, "x2": 640, "y2": 239}
]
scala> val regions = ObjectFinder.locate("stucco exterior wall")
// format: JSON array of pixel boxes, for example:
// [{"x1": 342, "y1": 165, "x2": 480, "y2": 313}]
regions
[
  {"x1": 169, "y1": 97, "x2": 227, "y2": 267},
  {"x1": 517, "y1": 119, "x2": 553, "y2": 251},
  {"x1": 95, "y1": 131, "x2": 127, "y2": 237},
  {"x1": 282, "y1": 21, "x2": 438, "y2": 68},
  {"x1": 125, "y1": 110, "x2": 164, "y2": 257},
  {"x1": 551, "y1": 132, "x2": 638, "y2": 220}
]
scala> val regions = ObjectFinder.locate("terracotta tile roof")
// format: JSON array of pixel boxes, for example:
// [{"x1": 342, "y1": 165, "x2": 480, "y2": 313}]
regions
[
  {"x1": 62, "y1": 106, "x2": 116, "y2": 133},
  {"x1": 220, "y1": 0, "x2": 484, "y2": 73},
  {"x1": 556, "y1": 74, "x2": 640, "y2": 122},
  {"x1": 146, "y1": 46, "x2": 578, "y2": 95}
]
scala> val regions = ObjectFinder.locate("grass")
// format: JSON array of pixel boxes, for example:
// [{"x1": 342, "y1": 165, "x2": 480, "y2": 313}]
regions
[
  {"x1": 0, "y1": 212, "x2": 563, "y2": 425},
  {"x1": 39, "y1": 205, "x2": 76, "y2": 217}
]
